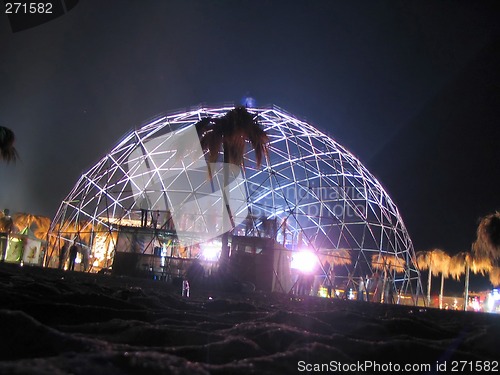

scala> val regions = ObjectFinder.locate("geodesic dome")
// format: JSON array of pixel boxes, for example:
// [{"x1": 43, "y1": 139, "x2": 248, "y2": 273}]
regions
[{"x1": 48, "y1": 105, "x2": 423, "y2": 299}]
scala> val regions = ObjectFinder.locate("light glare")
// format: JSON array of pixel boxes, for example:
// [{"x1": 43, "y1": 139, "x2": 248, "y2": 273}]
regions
[{"x1": 291, "y1": 251, "x2": 317, "y2": 273}]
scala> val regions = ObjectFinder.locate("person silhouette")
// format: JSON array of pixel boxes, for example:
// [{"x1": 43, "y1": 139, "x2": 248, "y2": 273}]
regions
[
  {"x1": 68, "y1": 241, "x2": 79, "y2": 271},
  {"x1": 0, "y1": 209, "x2": 13, "y2": 262},
  {"x1": 59, "y1": 243, "x2": 68, "y2": 269},
  {"x1": 358, "y1": 276, "x2": 366, "y2": 301}
]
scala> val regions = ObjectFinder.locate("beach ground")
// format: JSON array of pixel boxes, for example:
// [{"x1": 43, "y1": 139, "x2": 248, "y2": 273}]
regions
[{"x1": 0, "y1": 262, "x2": 498, "y2": 374}]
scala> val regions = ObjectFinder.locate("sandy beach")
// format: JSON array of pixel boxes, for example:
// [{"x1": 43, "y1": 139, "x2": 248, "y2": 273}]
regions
[{"x1": 0, "y1": 262, "x2": 498, "y2": 374}]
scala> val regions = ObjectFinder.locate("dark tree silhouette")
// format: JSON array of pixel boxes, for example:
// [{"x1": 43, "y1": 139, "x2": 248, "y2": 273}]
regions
[
  {"x1": 194, "y1": 107, "x2": 269, "y2": 270},
  {"x1": 473, "y1": 211, "x2": 500, "y2": 261},
  {"x1": 0, "y1": 126, "x2": 18, "y2": 163}
]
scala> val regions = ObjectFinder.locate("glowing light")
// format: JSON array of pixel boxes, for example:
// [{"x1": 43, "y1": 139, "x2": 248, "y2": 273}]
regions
[
  {"x1": 201, "y1": 241, "x2": 221, "y2": 261},
  {"x1": 486, "y1": 289, "x2": 500, "y2": 313},
  {"x1": 291, "y1": 251, "x2": 318, "y2": 273},
  {"x1": 318, "y1": 286, "x2": 328, "y2": 298},
  {"x1": 348, "y1": 288, "x2": 354, "y2": 300},
  {"x1": 492, "y1": 289, "x2": 500, "y2": 301},
  {"x1": 241, "y1": 96, "x2": 256, "y2": 108},
  {"x1": 471, "y1": 297, "x2": 481, "y2": 312}
]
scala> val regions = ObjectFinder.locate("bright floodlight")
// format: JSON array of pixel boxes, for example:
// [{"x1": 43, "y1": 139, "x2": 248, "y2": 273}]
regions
[
  {"x1": 201, "y1": 241, "x2": 221, "y2": 261},
  {"x1": 291, "y1": 251, "x2": 318, "y2": 273},
  {"x1": 47, "y1": 105, "x2": 424, "y2": 298}
]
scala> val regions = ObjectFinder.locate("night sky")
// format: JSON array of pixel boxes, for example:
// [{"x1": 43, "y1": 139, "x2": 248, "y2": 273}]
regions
[{"x1": 1, "y1": 1, "x2": 499, "y2": 290}]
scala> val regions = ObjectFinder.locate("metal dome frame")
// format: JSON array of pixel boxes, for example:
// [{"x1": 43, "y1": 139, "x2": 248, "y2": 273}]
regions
[{"x1": 47, "y1": 105, "x2": 424, "y2": 303}]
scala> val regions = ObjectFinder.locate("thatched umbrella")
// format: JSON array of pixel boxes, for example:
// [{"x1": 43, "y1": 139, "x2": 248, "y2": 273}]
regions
[
  {"x1": 436, "y1": 252, "x2": 451, "y2": 309},
  {"x1": 416, "y1": 249, "x2": 452, "y2": 309},
  {"x1": 450, "y1": 250, "x2": 493, "y2": 311},
  {"x1": 416, "y1": 249, "x2": 450, "y2": 307}
]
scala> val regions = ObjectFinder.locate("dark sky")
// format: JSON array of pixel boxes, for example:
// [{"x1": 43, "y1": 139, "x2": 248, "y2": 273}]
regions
[{"x1": 1, "y1": 1, "x2": 499, "y2": 289}]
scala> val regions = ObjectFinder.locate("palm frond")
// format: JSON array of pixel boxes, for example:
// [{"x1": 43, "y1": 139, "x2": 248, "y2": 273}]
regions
[
  {"x1": 449, "y1": 251, "x2": 470, "y2": 280},
  {"x1": 415, "y1": 250, "x2": 430, "y2": 271},
  {"x1": 489, "y1": 267, "x2": 500, "y2": 287},
  {"x1": 470, "y1": 254, "x2": 493, "y2": 275},
  {"x1": 473, "y1": 211, "x2": 500, "y2": 261},
  {"x1": 0, "y1": 126, "x2": 18, "y2": 163},
  {"x1": 194, "y1": 107, "x2": 269, "y2": 179},
  {"x1": 430, "y1": 249, "x2": 451, "y2": 275}
]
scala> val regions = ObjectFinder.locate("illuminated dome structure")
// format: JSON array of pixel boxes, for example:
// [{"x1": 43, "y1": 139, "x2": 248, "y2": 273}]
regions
[{"x1": 48, "y1": 105, "x2": 423, "y2": 301}]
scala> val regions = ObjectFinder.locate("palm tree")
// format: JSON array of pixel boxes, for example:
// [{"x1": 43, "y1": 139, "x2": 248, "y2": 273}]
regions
[
  {"x1": 416, "y1": 249, "x2": 450, "y2": 307},
  {"x1": 469, "y1": 212, "x2": 500, "y2": 306},
  {"x1": 0, "y1": 126, "x2": 18, "y2": 163},
  {"x1": 473, "y1": 212, "x2": 500, "y2": 261},
  {"x1": 436, "y1": 253, "x2": 451, "y2": 309},
  {"x1": 195, "y1": 107, "x2": 269, "y2": 270},
  {"x1": 489, "y1": 266, "x2": 500, "y2": 287},
  {"x1": 449, "y1": 252, "x2": 471, "y2": 311},
  {"x1": 450, "y1": 250, "x2": 492, "y2": 311}
]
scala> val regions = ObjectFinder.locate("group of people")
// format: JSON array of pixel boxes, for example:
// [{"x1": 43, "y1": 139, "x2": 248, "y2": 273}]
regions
[
  {"x1": 357, "y1": 273, "x2": 396, "y2": 303},
  {"x1": 139, "y1": 209, "x2": 175, "y2": 231},
  {"x1": 316, "y1": 257, "x2": 398, "y2": 303},
  {"x1": 59, "y1": 241, "x2": 89, "y2": 271},
  {"x1": 296, "y1": 272, "x2": 315, "y2": 296}
]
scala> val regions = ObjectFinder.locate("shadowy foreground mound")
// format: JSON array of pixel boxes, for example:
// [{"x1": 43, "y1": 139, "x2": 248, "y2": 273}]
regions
[{"x1": 0, "y1": 263, "x2": 498, "y2": 374}]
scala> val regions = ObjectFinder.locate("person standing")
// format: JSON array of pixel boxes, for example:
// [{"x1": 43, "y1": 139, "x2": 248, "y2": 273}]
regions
[
  {"x1": 364, "y1": 275, "x2": 371, "y2": 302},
  {"x1": 182, "y1": 279, "x2": 190, "y2": 297},
  {"x1": 68, "y1": 241, "x2": 79, "y2": 271},
  {"x1": 0, "y1": 209, "x2": 13, "y2": 262},
  {"x1": 358, "y1": 276, "x2": 366, "y2": 301},
  {"x1": 151, "y1": 210, "x2": 160, "y2": 229},
  {"x1": 59, "y1": 243, "x2": 68, "y2": 269},
  {"x1": 81, "y1": 246, "x2": 89, "y2": 272}
]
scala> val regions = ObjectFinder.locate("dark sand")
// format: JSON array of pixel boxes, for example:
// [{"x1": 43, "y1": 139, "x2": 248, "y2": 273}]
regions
[{"x1": 0, "y1": 262, "x2": 498, "y2": 374}]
